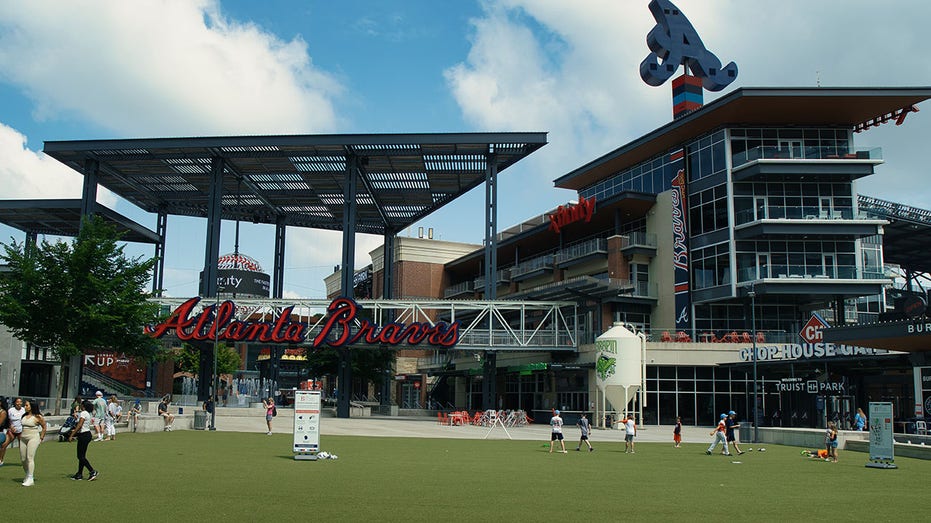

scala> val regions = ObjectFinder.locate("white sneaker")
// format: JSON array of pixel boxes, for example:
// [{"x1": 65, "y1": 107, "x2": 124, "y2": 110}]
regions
[
  {"x1": 22, "y1": 476, "x2": 34, "y2": 487},
  {"x1": 267, "y1": 431, "x2": 272, "y2": 435}
]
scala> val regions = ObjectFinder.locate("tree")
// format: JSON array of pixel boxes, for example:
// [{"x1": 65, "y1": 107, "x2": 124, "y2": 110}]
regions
[
  {"x1": 0, "y1": 216, "x2": 163, "y2": 406},
  {"x1": 174, "y1": 342, "x2": 242, "y2": 376}
]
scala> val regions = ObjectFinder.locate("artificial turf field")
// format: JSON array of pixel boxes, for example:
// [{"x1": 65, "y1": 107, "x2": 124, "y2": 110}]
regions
[{"x1": 3, "y1": 431, "x2": 927, "y2": 521}]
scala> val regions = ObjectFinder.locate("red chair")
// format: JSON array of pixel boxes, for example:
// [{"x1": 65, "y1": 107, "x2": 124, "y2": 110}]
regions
[
  {"x1": 755, "y1": 331, "x2": 766, "y2": 343},
  {"x1": 437, "y1": 412, "x2": 448, "y2": 425},
  {"x1": 661, "y1": 331, "x2": 673, "y2": 342},
  {"x1": 741, "y1": 332, "x2": 752, "y2": 343},
  {"x1": 676, "y1": 331, "x2": 692, "y2": 342}
]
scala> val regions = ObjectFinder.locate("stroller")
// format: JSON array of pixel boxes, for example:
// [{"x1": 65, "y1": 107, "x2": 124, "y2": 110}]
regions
[{"x1": 58, "y1": 413, "x2": 79, "y2": 442}]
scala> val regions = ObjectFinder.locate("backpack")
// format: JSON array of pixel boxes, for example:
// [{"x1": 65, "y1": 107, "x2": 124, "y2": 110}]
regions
[{"x1": 272, "y1": 406, "x2": 278, "y2": 417}]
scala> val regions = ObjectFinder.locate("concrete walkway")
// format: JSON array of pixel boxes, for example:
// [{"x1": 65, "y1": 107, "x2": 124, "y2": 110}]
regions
[{"x1": 204, "y1": 407, "x2": 707, "y2": 444}]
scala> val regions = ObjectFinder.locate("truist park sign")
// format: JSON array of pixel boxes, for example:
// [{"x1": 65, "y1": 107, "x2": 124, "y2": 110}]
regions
[{"x1": 145, "y1": 297, "x2": 460, "y2": 349}]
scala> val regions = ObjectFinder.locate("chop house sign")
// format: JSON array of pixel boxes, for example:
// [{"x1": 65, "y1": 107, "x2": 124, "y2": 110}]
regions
[{"x1": 145, "y1": 297, "x2": 460, "y2": 349}]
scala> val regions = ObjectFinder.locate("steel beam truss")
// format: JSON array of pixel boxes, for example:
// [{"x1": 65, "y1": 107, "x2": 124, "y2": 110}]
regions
[{"x1": 147, "y1": 297, "x2": 578, "y2": 352}]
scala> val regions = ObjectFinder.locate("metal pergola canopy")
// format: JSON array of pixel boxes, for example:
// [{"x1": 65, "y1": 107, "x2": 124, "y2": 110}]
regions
[
  {"x1": 0, "y1": 199, "x2": 160, "y2": 244},
  {"x1": 43, "y1": 132, "x2": 547, "y2": 235}
]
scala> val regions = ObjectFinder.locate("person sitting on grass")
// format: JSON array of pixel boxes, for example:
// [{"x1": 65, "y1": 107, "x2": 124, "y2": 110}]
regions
[{"x1": 158, "y1": 396, "x2": 175, "y2": 431}]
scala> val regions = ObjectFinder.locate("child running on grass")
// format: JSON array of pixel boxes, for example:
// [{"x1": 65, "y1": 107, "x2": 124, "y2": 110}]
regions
[{"x1": 673, "y1": 416, "x2": 682, "y2": 448}]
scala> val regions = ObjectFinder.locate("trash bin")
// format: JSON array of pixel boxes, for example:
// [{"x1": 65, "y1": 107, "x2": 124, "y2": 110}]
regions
[{"x1": 194, "y1": 410, "x2": 208, "y2": 430}]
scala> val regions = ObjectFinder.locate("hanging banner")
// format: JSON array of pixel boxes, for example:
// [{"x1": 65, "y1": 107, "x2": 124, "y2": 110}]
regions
[
  {"x1": 867, "y1": 402, "x2": 896, "y2": 468},
  {"x1": 669, "y1": 148, "x2": 690, "y2": 330},
  {"x1": 293, "y1": 390, "x2": 321, "y2": 459}
]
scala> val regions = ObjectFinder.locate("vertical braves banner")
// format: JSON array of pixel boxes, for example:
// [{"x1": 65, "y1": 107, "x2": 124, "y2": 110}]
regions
[{"x1": 669, "y1": 148, "x2": 690, "y2": 331}]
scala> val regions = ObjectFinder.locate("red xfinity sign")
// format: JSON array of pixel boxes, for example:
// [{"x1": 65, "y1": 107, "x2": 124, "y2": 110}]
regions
[{"x1": 799, "y1": 313, "x2": 830, "y2": 344}]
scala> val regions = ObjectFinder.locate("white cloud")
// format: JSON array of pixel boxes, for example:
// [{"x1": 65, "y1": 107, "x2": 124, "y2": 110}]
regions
[
  {"x1": 442, "y1": 0, "x2": 931, "y2": 217},
  {"x1": 0, "y1": 0, "x2": 342, "y2": 136},
  {"x1": 0, "y1": 122, "x2": 117, "y2": 205}
]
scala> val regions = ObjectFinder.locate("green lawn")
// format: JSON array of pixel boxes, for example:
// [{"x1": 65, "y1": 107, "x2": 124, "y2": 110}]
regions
[{"x1": 3, "y1": 432, "x2": 926, "y2": 521}]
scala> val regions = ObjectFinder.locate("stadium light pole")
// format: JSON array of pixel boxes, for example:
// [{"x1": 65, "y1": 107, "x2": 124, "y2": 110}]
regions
[{"x1": 749, "y1": 284, "x2": 758, "y2": 443}]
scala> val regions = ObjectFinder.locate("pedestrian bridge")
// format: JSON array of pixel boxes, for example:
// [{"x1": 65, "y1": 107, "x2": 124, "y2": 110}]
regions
[{"x1": 148, "y1": 297, "x2": 579, "y2": 352}]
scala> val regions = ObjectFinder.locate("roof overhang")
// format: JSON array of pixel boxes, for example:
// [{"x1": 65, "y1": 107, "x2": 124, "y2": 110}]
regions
[
  {"x1": 555, "y1": 87, "x2": 931, "y2": 191},
  {"x1": 43, "y1": 132, "x2": 547, "y2": 236},
  {"x1": 822, "y1": 318, "x2": 931, "y2": 352},
  {"x1": 0, "y1": 199, "x2": 160, "y2": 244}
]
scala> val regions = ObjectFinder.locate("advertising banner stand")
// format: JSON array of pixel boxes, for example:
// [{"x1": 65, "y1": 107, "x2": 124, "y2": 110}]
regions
[
  {"x1": 293, "y1": 390, "x2": 321, "y2": 461},
  {"x1": 865, "y1": 402, "x2": 897, "y2": 469}
]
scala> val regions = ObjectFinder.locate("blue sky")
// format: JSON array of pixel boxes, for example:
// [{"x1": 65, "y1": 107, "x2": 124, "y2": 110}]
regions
[{"x1": 1, "y1": 0, "x2": 930, "y2": 298}]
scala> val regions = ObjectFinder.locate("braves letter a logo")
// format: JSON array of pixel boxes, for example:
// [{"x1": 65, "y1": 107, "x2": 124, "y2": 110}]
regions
[{"x1": 640, "y1": 0, "x2": 738, "y2": 91}]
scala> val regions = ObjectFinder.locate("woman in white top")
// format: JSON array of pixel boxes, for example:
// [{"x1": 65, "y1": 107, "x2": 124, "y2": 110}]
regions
[
  {"x1": 68, "y1": 401, "x2": 99, "y2": 481},
  {"x1": 18, "y1": 399, "x2": 47, "y2": 486}
]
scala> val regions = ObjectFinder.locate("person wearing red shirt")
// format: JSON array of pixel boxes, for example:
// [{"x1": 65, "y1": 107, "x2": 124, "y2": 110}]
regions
[{"x1": 706, "y1": 413, "x2": 730, "y2": 455}]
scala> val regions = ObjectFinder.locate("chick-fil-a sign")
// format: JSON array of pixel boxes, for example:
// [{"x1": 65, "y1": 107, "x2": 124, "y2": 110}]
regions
[{"x1": 145, "y1": 297, "x2": 460, "y2": 349}]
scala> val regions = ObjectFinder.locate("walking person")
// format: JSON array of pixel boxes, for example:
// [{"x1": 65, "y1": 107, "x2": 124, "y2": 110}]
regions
[
  {"x1": 725, "y1": 411, "x2": 744, "y2": 455},
  {"x1": 18, "y1": 399, "x2": 47, "y2": 486},
  {"x1": 576, "y1": 413, "x2": 593, "y2": 452},
  {"x1": 1, "y1": 397, "x2": 25, "y2": 466},
  {"x1": 549, "y1": 410, "x2": 567, "y2": 453},
  {"x1": 706, "y1": 413, "x2": 731, "y2": 455},
  {"x1": 263, "y1": 397, "x2": 276, "y2": 435},
  {"x1": 673, "y1": 416, "x2": 682, "y2": 448},
  {"x1": 68, "y1": 400, "x2": 99, "y2": 481},
  {"x1": 92, "y1": 391, "x2": 107, "y2": 441},
  {"x1": 854, "y1": 408, "x2": 867, "y2": 431}
]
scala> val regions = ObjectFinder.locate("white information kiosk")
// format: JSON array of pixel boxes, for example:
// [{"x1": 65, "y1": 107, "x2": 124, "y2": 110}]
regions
[{"x1": 293, "y1": 390, "x2": 321, "y2": 461}]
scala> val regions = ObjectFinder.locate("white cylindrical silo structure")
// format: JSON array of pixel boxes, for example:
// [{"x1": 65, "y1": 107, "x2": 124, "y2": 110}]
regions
[{"x1": 595, "y1": 323, "x2": 643, "y2": 416}]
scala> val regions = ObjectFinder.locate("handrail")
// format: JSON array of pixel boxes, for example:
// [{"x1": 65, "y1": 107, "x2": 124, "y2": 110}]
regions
[{"x1": 732, "y1": 145, "x2": 882, "y2": 169}]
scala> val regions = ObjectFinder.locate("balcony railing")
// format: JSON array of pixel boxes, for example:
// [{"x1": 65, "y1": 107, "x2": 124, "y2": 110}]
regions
[
  {"x1": 736, "y1": 265, "x2": 888, "y2": 282},
  {"x1": 623, "y1": 231, "x2": 657, "y2": 249},
  {"x1": 443, "y1": 280, "x2": 473, "y2": 299},
  {"x1": 510, "y1": 254, "x2": 554, "y2": 279},
  {"x1": 627, "y1": 280, "x2": 658, "y2": 298},
  {"x1": 555, "y1": 238, "x2": 607, "y2": 266},
  {"x1": 735, "y1": 206, "x2": 874, "y2": 225},
  {"x1": 473, "y1": 269, "x2": 511, "y2": 291},
  {"x1": 732, "y1": 145, "x2": 882, "y2": 169}
]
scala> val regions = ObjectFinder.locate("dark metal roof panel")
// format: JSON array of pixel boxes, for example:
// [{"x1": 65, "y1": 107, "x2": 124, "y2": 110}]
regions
[
  {"x1": 0, "y1": 199, "x2": 161, "y2": 244},
  {"x1": 555, "y1": 87, "x2": 931, "y2": 191},
  {"x1": 43, "y1": 133, "x2": 547, "y2": 235}
]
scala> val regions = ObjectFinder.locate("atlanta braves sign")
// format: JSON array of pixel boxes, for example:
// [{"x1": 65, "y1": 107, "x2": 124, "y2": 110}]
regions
[{"x1": 145, "y1": 297, "x2": 460, "y2": 349}]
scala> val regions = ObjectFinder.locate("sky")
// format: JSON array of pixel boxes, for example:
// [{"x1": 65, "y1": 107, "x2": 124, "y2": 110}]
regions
[{"x1": 1, "y1": 0, "x2": 930, "y2": 299}]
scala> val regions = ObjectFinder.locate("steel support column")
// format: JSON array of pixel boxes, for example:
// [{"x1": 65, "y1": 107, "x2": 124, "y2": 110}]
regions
[
  {"x1": 380, "y1": 231, "x2": 396, "y2": 407},
  {"x1": 152, "y1": 211, "x2": 167, "y2": 296},
  {"x1": 273, "y1": 215, "x2": 286, "y2": 299},
  {"x1": 482, "y1": 152, "x2": 498, "y2": 411},
  {"x1": 201, "y1": 157, "x2": 224, "y2": 298},
  {"x1": 80, "y1": 158, "x2": 99, "y2": 222},
  {"x1": 337, "y1": 156, "x2": 359, "y2": 418}
]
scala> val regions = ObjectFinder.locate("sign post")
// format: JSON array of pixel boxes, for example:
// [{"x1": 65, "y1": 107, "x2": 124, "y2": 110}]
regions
[
  {"x1": 865, "y1": 402, "x2": 897, "y2": 469},
  {"x1": 293, "y1": 390, "x2": 321, "y2": 461}
]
